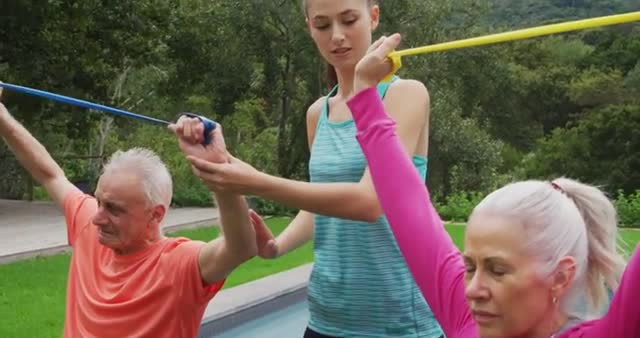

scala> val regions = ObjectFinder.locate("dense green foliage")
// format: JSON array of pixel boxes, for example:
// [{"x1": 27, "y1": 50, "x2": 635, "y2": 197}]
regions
[
  {"x1": 435, "y1": 189, "x2": 640, "y2": 227},
  {"x1": 1, "y1": 1, "x2": 638, "y2": 213},
  {"x1": 488, "y1": 0, "x2": 639, "y2": 27}
]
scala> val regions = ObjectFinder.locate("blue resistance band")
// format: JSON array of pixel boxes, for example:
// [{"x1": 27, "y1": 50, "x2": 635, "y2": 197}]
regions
[{"x1": 0, "y1": 82, "x2": 216, "y2": 144}]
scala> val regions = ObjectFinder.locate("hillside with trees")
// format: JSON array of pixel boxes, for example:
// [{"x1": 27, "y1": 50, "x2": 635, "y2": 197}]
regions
[
  {"x1": 488, "y1": 0, "x2": 639, "y2": 27},
  {"x1": 1, "y1": 0, "x2": 638, "y2": 223}
]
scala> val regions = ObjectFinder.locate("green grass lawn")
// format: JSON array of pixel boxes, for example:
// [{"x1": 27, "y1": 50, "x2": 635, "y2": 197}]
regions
[
  {"x1": 0, "y1": 220, "x2": 637, "y2": 338},
  {"x1": 619, "y1": 228, "x2": 640, "y2": 256}
]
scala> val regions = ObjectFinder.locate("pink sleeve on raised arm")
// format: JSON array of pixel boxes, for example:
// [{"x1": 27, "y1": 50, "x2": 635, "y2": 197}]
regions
[{"x1": 347, "y1": 87, "x2": 476, "y2": 337}]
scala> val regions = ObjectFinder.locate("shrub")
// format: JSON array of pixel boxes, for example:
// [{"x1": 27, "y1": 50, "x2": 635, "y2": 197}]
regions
[
  {"x1": 435, "y1": 189, "x2": 640, "y2": 228},
  {"x1": 615, "y1": 190, "x2": 640, "y2": 228},
  {"x1": 434, "y1": 191, "x2": 485, "y2": 222},
  {"x1": 248, "y1": 197, "x2": 296, "y2": 217}
]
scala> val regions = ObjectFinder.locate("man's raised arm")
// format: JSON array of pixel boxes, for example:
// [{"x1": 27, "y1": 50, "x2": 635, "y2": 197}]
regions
[{"x1": 0, "y1": 84, "x2": 79, "y2": 209}]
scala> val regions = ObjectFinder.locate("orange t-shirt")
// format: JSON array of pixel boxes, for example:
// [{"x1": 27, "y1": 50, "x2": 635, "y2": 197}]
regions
[{"x1": 62, "y1": 190, "x2": 224, "y2": 338}]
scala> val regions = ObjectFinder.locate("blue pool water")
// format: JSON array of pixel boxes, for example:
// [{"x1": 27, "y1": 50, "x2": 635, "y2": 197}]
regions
[{"x1": 211, "y1": 300, "x2": 310, "y2": 338}]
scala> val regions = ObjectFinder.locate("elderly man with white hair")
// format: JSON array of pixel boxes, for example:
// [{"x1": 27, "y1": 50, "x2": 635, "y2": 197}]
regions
[{"x1": 0, "y1": 84, "x2": 258, "y2": 338}]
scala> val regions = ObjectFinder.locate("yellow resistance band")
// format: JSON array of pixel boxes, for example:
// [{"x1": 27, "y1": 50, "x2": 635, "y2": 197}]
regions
[{"x1": 383, "y1": 11, "x2": 640, "y2": 81}]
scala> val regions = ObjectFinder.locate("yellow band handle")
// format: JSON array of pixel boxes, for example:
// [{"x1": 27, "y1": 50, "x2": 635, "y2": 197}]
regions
[{"x1": 381, "y1": 11, "x2": 640, "y2": 82}]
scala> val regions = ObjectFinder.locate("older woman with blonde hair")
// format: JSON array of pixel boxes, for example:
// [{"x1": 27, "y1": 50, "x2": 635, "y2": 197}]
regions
[{"x1": 345, "y1": 33, "x2": 639, "y2": 337}]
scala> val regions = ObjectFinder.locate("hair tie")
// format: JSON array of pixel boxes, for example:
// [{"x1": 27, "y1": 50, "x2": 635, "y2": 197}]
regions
[{"x1": 551, "y1": 181, "x2": 565, "y2": 194}]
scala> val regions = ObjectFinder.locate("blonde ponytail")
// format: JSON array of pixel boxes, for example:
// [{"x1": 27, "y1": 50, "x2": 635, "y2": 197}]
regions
[{"x1": 552, "y1": 178, "x2": 626, "y2": 313}]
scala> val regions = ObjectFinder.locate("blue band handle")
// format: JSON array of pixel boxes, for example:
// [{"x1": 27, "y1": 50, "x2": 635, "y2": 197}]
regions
[{"x1": 179, "y1": 113, "x2": 217, "y2": 145}]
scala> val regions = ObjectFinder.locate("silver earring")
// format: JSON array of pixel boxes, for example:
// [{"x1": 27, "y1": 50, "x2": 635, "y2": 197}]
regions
[{"x1": 552, "y1": 296, "x2": 558, "y2": 304}]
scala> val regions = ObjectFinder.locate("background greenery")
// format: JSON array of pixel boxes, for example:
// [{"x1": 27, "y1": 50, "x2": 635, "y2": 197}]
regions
[{"x1": 1, "y1": 0, "x2": 639, "y2": 223}]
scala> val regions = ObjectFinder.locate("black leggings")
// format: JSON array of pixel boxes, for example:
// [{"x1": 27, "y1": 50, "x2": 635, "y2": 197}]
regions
[{"x1": 303, "y1": 327, "x2": 340, "y2": 338}]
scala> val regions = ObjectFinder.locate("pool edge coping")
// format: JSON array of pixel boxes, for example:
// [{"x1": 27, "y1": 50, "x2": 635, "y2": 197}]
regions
[{"x1": 198, "y1": 263, "x2": 313, "y2": 336}]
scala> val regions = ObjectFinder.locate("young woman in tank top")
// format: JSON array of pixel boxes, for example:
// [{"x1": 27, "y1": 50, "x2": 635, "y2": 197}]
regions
[{"x1": 184, "y1": 1, "x2": 443, "y2": 337}]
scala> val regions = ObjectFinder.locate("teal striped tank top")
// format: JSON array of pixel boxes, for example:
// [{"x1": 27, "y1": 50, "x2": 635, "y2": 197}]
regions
[{"x1": 307, "y1": 78, "x2": 443, "y2": 337}]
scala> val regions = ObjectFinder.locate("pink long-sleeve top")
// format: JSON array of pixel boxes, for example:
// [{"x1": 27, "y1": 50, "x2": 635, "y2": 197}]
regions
[{"x1": 347, "y1": 86, "x2": 640, "y2": 338}]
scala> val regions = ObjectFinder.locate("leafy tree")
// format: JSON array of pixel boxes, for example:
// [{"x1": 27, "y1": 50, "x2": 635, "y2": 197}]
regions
[
  {"x1": 521, "y1": 104, "x2": 640, "y2": 194},
  {"x1": 428, "y1": 94, "x2": 504, "y2": 197}
]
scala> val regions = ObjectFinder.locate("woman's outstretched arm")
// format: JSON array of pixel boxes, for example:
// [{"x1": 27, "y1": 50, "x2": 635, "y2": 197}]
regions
[{"x1": 347, "y1": 85, "x2": 476, "y2": 337}]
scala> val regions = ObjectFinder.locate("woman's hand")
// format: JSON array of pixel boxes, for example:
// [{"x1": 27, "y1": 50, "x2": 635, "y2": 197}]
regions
[
  {"x1": 186, "y1": 155, "x2": 266, "y2": 194},
  {"x1": 249, "y1": 209, "x2": 280, "y2": 259},
  {"x1": 354, "y1": 33, "x2": 402, "y2": 93}
]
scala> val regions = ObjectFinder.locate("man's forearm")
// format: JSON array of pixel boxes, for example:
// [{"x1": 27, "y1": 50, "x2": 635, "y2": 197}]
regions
[
  {"x1": 214, "y1": 192, "x2": 257, "y2": 257},
  {"x1": 0, "y1": 114, "x2": 65, "y2": 184}
]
